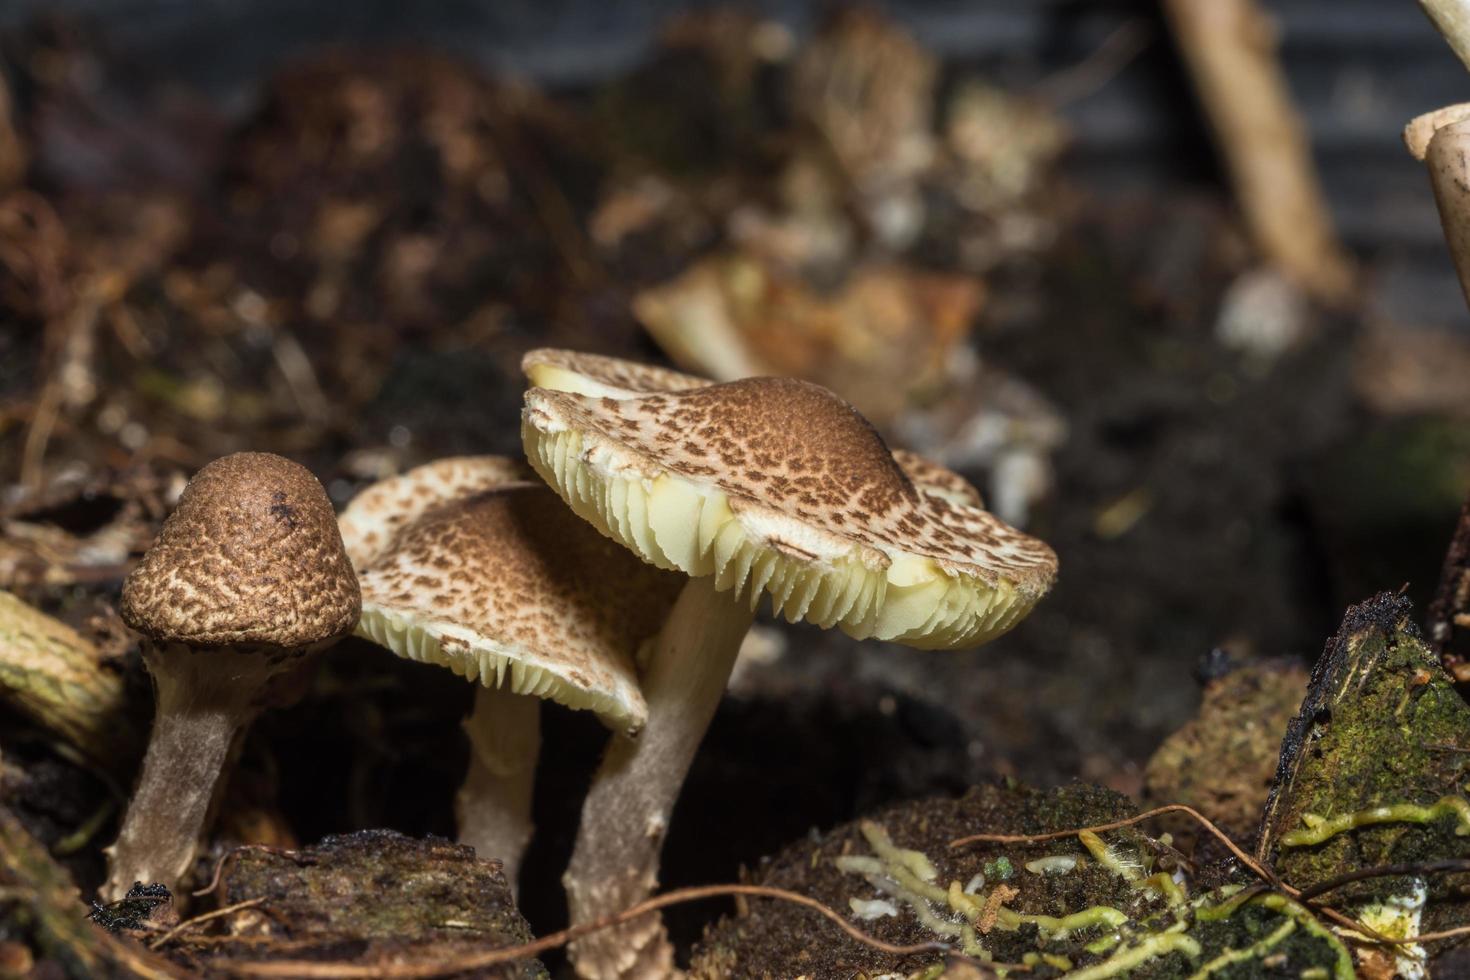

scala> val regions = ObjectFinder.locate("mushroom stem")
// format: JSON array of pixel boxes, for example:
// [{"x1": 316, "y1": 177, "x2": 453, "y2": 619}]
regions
[
  {"x1": 564, "y1": 574, "x2": 755, "y2": 980},
  {"x1": 103, "y1": 643, "x2": 277, "y2": 903},
  {"x1": 456, "y1": 685, "x2": 541, "y2": 889},
  {"x1": 1426, "y1": 119, "x2": 1470, "y2": 313},
  {"x1": 1420, "y1": 0, "x2": 1470, "y2": 73}
]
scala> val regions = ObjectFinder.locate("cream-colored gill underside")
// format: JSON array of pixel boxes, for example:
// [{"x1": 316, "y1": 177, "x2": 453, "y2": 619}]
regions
[
  {"x1": 523, "y1": 421, "x2": 1033, "y2": 650},
  {"x1": 526, "y1": 364, "x2": 644, "y2": 400},
  {"x1": 356, "y1": 603, "x2": 646, "y2": 735}
]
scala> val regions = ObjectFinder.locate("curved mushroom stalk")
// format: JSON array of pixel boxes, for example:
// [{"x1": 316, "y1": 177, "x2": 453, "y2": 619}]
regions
[
  {"x1": 105, "y1": 452, "x2": 360, "y2": 904},
  {"x1": 103, "y1": 644, "x2": 275, "y2": 902},
  {"x1": 457, "y1": 686, "x2": 541, "y2": 888},
  {"x1": 340, "y1": 458, "x2": 682, "y2": 904},
  {"x1": 565, "y1": 575, "x2": 755, "y2": 980},
  {"x1": 520, "y1": 349, "x2": 1058, "y2": 980}
]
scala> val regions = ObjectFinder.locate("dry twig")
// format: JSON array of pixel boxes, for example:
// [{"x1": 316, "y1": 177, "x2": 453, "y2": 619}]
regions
[
  {"x1": 215, "y1": 883, "x2": 956, "y2": 978},
  {"x1": 148, "y1": 898, "x2": 266, "y2": 950}
]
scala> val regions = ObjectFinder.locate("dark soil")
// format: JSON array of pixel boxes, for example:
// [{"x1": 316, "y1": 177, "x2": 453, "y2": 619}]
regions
[{"x1": 2, "y1": 7, "x2": 1469, "y2": 977}]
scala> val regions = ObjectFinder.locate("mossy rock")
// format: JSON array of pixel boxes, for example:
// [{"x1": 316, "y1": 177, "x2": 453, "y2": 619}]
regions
[
  {"x1": 691, "y1": 782, "x2": 1349, "y2": 980},
  {"x1": 1259, "y1": 592, "x2": 1470, "y2": 956},
  {"x1": 168, "y1": 829, "x2": 546, "y2": 978},
  {"x1": 1144, "y1": 657, "x2": 1308, "y2": 848}
]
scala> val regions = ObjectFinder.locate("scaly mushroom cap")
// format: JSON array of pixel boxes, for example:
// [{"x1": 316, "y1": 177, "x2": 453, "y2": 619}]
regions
[
  {"x1": 523, "y1": 348, "x2": 710, "y2": 399},
  {"x1": 890, "y1": 448, "x2": 984, "y2": 509},
  {"x1": 120, "y1": 452, "x2": 360, "y2": 651},
  {"x1": 337, "y1": 456, "x2": 537, "y2": 570},
  {"x1": 521, "y1": 355, "x2": 1057, "y2": 650},
  {"x1": 355, "y1": 484, "x2": 681, "y2": 734},
  {"x1": 522, "y1": 347, "x2": 988, "y2": 507}
]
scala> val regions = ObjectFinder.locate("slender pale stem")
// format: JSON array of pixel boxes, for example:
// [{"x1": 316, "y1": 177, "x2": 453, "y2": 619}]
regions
[
  {"x1": 1421, "y1": 0, "x2": 1470, "y2": 73},
  {"x1": 564, "y1": 575, "x2": 755, "y2": 980},
  {"x1": 456, "y1": 685, "x2": 541, "y2": 889},
  {"x1": 1426, "y1": 120, "x2": 1470, "y2": 313},
  {"x1": 102, "y1": 644, "x2": 275, "y2": 903}
]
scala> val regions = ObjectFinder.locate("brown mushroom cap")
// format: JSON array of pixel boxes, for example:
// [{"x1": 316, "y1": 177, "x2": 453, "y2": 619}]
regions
[
  {"x1": 523, "y1": 348, "x2": 710, "y2": 399},
  {"x1": 890, "y1": 449, "x2": 984, "y2": 509},
  {"x1": 337, "y1": 455, "x2": 537, "y2": 570},
  {"x1": 522, "y1": 347, "x2": 987, "y2": 504},
  {"x1": 120, "y1": 452, "x2": 360, "y2": 650},
  {"x1": 355, "y1": 484, "x2": 680, "y2": 734},
  {"x1": 521, "y1": 354, "x2": 1057, "y2": 649}
]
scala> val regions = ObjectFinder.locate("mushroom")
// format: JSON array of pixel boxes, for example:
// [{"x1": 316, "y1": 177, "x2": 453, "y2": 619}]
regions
[
  {"x1": 105, "y1": 452, "x2": 360, "y2": 901},
  {"x1": 337, "y1": 454, "x2": 536, "y2": 569},
  {"x1": 338, "y1": 456, "x2": 681, "y2": 883},
  {"x1": 519, "y1": 349, "x2": 1058, "y2": 979}
]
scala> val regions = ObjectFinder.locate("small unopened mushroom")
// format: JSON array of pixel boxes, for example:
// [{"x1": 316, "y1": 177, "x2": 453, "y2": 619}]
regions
[
  {"x1": 520, "y1": 349, "x2": 1058, "y2": 979},
  {"x1": 105, "y1": 452, "x2": 359, "y2": 901},
  {"x1": 339, "y1": 457, "x2": 681, "y2": 883}
]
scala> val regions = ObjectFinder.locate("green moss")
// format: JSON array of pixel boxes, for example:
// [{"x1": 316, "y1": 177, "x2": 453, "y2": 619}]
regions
[
  {"x1": 1062, "y1": 931, "x2": 1200, "y2": 980},
  {"x1": 1261, "y1": 594, "x2": 1470, "y2": 915}
]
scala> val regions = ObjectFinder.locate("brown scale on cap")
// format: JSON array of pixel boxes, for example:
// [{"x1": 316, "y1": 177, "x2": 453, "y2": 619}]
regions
[
  {"x1": 523, "y1": 345, "x2": 984, "y2": 505},
  {"x1": 337, "y1": 455, "x2": 537, "y2": 570},
  {"x1": 120, "y1": 452, "x2": 360, "y2": 650},
  {"x1": 527, "y1": 377, "x2": 1055, "y2": 593},
  {"x1": 357, "y1": 486, "x2": 681, "y2": 731},
  {"x1": 891, "y1": 448, "x2": 984, "y2": 509}
]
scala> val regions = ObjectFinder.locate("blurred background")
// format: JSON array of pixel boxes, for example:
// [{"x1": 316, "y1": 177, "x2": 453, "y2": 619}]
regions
[{"x1": 3, "y1": 0, "x2": 1469, "y2": 951}]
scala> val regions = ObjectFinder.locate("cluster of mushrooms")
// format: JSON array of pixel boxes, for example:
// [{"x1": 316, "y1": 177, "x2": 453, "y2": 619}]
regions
[{"x1": 100, "y1": 349, "x2": 1058, "y2": 979}]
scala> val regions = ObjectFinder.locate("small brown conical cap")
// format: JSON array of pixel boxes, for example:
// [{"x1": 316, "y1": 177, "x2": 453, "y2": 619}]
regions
[{"x1": 120, "y1": 452, "x2": 360, "y2": 649}]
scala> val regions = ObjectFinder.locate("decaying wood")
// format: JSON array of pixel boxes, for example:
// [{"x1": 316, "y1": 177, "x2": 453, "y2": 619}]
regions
[
  {"x1": 0, "y1": 806, "x2": 188, "y2": 979},
  {"x1": 0, "y1": 589, "x2": 138, "y2": 770},
  {"x1": 1162, "y1": 0, "x2": 1354, "y2": 304},
  {"x1": 1428, "y1": 492, "x2": 1470, "y2": 679}
]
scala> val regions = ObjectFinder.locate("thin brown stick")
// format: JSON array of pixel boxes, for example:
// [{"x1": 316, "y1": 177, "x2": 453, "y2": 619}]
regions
[
  {"x1": 1298, "y1": 858, "x2": 1470, "y2": 901},
  {"x1": 1161, "y1": 0, "x2": 1354, "y2": 304},
  {"x1": 1315, "y1": 904, "x2": 1398, "y2": 946},
  {"x1": 216, "y1": 884, "x2": 952, "y2": 978},
  {"x1": 149, "y1": 898, "x2": 266, "y2": 950},
  {"x1": 1315, "y1": 903, "x2": 1470, "y2": 947},
  {"x1": 191, "y1": 844, "x2": 302, "y2": 898},
  {"x1": 1036, "y1": 19, "x2": 1153, "y2": 107},
  {"x1": 1406, "y1": 923, "x2": 1470, "y2": 944},
  {"x1": 948, "y1": 803, "x2": 1292, "y2": 896}
]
